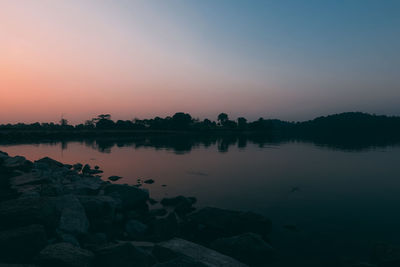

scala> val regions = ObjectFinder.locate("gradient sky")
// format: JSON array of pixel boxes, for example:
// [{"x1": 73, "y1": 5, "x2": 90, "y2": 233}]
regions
[{"x1": 1, "y1": 0, "x2": 399, "y2": 124}]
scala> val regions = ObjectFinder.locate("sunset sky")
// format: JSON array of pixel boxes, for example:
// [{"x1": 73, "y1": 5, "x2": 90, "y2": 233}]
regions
[{"x1": 1, "y1": 0, "x2": 399, "y2": 124}]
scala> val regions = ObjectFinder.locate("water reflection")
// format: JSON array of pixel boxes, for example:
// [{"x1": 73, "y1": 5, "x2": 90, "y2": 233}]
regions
[{"x1": 2, "y1": 133, "x2": 399, "y2": 154}]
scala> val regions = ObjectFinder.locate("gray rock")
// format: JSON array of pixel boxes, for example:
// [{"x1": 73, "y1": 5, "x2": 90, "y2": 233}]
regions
[
  {"x1": 184, "y1": 207, "x2": 271, "y2": 243},
  {"x1": 3, "y1": 156, "x2": 32, "y2": 171},
  {"x1": 108, "y1": 176, "x2": 122, "y2": 182},
  {"x1": 58, "y1": 195, "x2": 89, "y2": 235},
  {"x1": 36, "y1": 242, "x2": 94, "y2": 267},
  {"x1": 9, "y1": 172, "x2": 47, "y2": 188},
  {"x1": 77, "y1": 196, "x2": 116, "y2": 221},
  {"x1": 153, "y1": 238, "x2": 247, "y2": 267},
  {"x1": 210, "y1": 232, "x2": 275, "y2": 266},
  {"x1": 370, "y1": 243, "x2": 400, "y2": 267},
  {"x1": 104, "y1": 184, "x2": 149, "y2": 210},
  {"x1": 152, "y1": 257, "x2": 208, "y2": 267},
  {"x1": 152, "y1": 213, "x2": 179, "y2": 241},
  {"x1": 72, "y1": 163, "x2": 83, "y2": 172},
  {"x1": 125, "y1": 220, "x2": 148, "y2": 240},
  {"x1": 93, "y1": 242, "x2": 156, "y2": 267},
  {"x1": 160, "y1": 196, "x2": 196, "y2": 216},
  {"x1": 0, "y1": 197, "x2": 58, "y2": 231},
  {"x1": 0, "y1": 224, "x2": 47, "y2": 263},
  {"x1": 35, "y1": 157, "x2": 64, "y2": 168}
]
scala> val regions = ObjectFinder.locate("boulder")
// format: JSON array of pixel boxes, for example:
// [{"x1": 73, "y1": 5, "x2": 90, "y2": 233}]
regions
[
  {"x1": 210, "y1": 232, "x2": 275, "y2": 266},
  {"x1": 161, "y1": 196, "x2": 196, "y2": 216},
  {"x1": 0, "y1": 197, "x2": 58, "y2": 231},
  {"x1": 108, "y1": 176, "x2": 122, "y2": 182},
  {"x1": 125, "y1": 220, "x2": 148, "y2": 240},
  {"x1": 0, "y1": 224, "x2": 47, "y2": 263},
  {"x1": 104, "y1": 184, "x2": 149, "y2": 210},
  {"x1": 36, "y1": 243, "x2": 94, "y2": 267},
  {"x1": 93, "y1": 242, "x2": 156, "y2": 267},
  {"x1": 35, "y1": 157, "x2": 64, "y2": 169},
  {"x1": 57, "y1": 195, "x2": 89, "y2": 235},
  {"x1": 72, "y1": 164, "x2": 83, "y2": 172},
  {"x1": 370, "y1": 243, "x2": 400, "y2": 267},
  {"x1": 9, "y1": 172, "x2": 48, "y2": 188},
  {"x1": 77, "y1": 196, "x2": 116, "y2": 221},
  {"x1": 2, "y1": 156, "x2": 32, "y2": 171},
  {"x1": 153, "y1": 238, "x2": 247, "y2": 267},
  {"x1": 152, "y1": 257, "x2": 207, "y2": 267},
  {"x1": 184, "y1": 207, "x2": 271, "y2": 243},
  {"x1": 152, "y1": 213, "x2": 179, "y2": 241}
]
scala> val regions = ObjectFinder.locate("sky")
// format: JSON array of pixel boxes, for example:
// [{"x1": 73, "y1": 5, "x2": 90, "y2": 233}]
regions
[{"x1": 1, "y1": 0, "x2": 399, "y2": 124}]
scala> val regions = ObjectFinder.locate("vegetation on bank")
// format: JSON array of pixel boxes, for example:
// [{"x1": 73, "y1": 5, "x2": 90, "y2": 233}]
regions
[{"x1": 2, "y1": 112, "x2": 400, "y2": 135}]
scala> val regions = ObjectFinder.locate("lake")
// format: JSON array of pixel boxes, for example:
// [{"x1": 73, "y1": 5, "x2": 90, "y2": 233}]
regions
[{"x1": 1, "y1": 136, "x2": 400, "y2": 266}]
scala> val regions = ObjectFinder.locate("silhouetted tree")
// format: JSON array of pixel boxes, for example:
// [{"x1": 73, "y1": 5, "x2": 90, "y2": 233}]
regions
[
  {"x1": 237, "y1": 117, "x2": 247, "y2": 130},
  {"x1": 217, "y1": 113, "x2": 229, "y2": 126}
]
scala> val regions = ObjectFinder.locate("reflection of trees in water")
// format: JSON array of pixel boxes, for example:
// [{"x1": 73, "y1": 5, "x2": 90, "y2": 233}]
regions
[{"x1": 2, "y1": 133, "x2": 400, "y2": 153}]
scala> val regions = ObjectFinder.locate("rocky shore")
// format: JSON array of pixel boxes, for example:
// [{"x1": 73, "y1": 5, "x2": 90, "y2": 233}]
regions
[{"x1": 0, "y1": 150, "x2": 276, "y2": 267}]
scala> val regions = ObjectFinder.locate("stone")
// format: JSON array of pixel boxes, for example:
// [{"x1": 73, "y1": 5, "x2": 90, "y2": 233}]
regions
[
  {"x1": 370, "y1": 243, "x2": 400, "y2": 267},
  {"x1": 160, "y1": 196, "x2": 196, "y2": 216},
  {"x1": 2, "y1": 156, "x2": 32, "y2": 171},
  {"x1": 152, "y1": 257, "x2": 207, "y2": 267},
  {"x1": 125, "y1": 220, "x2": 148, "y2": 240},
  {"x1": 152, "y1": 212, "x2": 179, "y2": 241},
  {"x1": 153, "y1": 238, "x2": 247, "y2": 267},
  {"x1": 104, "y1": 184, "x2": 149, "y2": 210},
  {"x1": 77, "y1": 196, "x2": 116, "y2": 221},
  {"x1": 35, "y1": 157, "x2": 64, "y2": 168},
  {"x1": 72, "y1": 163, "x2": 83, "y2": 172},
  {"x1": 0, "y1": 197, "x2": 58, "y2": 231},
  {"x1": 184, "y1": 207, "x2": 271, "y2": 243},
  {"x1": 149, "y1": 208, "x2": 167, "y2": 217},
  {"x1": 108, "y1": 176, "x2": 122, "y2": 182},
  {"x1": 0, "y1": 224, "x2": 47, "y2": 263},
  {"x1": 9, "y1": 172, "x2": 47, "y2": 188},
  {"x1": 210, "y1": 232, "x2": 275, "y2": 265},
  {"x1": 57, "y1": 195, "x2": 89, "y2": 235},
  {"x1": 36, "y1": 243, "x2": 94, "y2": 267},
  {"x1": 93, "y1": 242, "x2": 156, "y2": 267},
  {"x1": 143, "y1": 179, "x2": 154, "y2": 184}
]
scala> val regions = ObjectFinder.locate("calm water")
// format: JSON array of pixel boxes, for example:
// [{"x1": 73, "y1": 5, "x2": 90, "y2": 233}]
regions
[{"x1": 1, "y1": 138, "x2": 400, "y2": 266}]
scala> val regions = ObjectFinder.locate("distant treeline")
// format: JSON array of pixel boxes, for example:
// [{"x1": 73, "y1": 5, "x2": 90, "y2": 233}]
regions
[{"x1": 1, "y1": 112, "x2": 400, "y2": 135}]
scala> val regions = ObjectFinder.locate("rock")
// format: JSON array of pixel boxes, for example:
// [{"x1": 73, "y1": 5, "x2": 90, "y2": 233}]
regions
[
  {"x1": 148, "y1": 198, "x2": 158, "y2": 205},
  {"x1": 93, "y1": 242, "x2": 156, "y2": 267},
  {"x1": 370, "y1": 243, "x2": 400, "y2": 267},
  {"x1": 125, "y1": 220, "x2": 148, "y2": 240},
  {"x1": 82, "y1": 233, "x2": 107, "y2": 251},
  {"x1": 152, "y1": 213, "x2": 179, "y2": 241},
  {"x1": 72, "y1": 164, "x2": 83, "y2": 172},
  {"x1": 0, "y1": 197, "x2": 58, "y2": 231},
  {"x1": 82, "y1": 164, "x2": 91, "y2": 175},
  {"x1": 58, "y1": 232, "x2": 80, "y2": 247},
  {"x1": 57, "y1": 195, "x2": 89, "y2": 236},
  {"x1": 77, "y1": 196, "x2": 116, "y2": 221},
  {"x1": 64, "y1": 177, "x2": 104, "y2": 195},
  {"x1": 2, "y1": 156, "x2": 32, "y2": 171},
  {"x1": 94, "y1": 166, "x2": 100, "y2": 170},
  {"x1": 108, "y1": 176, "x2": 122, "y2": 182},
  {"x1": 9, "y1": 172, "x2": 48, "y2": 188},
  {"x1": 161, "y1": 196, "x2": 196, "y2": 216},
  {"x1": 152, "y1": 257, "x2": 207, "y2": 267},
  {"x1": 0, "y1": 224, "x2": 47, "y2": 263},
  {"x1": 183, "y1": 207, "x2": 271, "y2": 243},
  {"x1": 36, "y1": 242, "x2": 94, "y2": 267},
  {"x1": 210, "y1": 232, "x2": 275, "y2": 266},
  {"x1": 153, "y1": 238, "x2": 247, "y2": 267},
  {"x1": 150, "y1": 208, "x2": 167, "y2": 217},
  {"x1": 35, "y1": 157, "x2": 64, "y2": 169},
  {"x1": 143, "y1": 179, "x2": 154, "y2": 184},
  {"x1": 104, "y1": 184, "x2": 149, "y2": 210}
]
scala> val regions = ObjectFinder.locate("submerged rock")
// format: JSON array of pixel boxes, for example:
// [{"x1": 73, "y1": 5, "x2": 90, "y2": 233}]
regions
[
  {"x1": 143, "y1": 179, "x2": 154, "y2": 184},
  {"x1": 210, "y1": 232, "x2": 275, "y2": 266},
  {"x1": 108, "y1": 176, "x2": 122, "y2": 182},
  {"x1": 153, "y1": 238, "x2": 247, "y2": 267},
  {"x1": 36, "y1": 242, "x2": 94, "y2": 267},
  {"x1": 93, "y1": 242, "x2": 155, "y2": 267},
  {"x1": 183, "y1": 207, "x2": 272, "y2": 244},
  {"x1": 0, "y1": 224, "x2": 47, "y2": 263}
]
